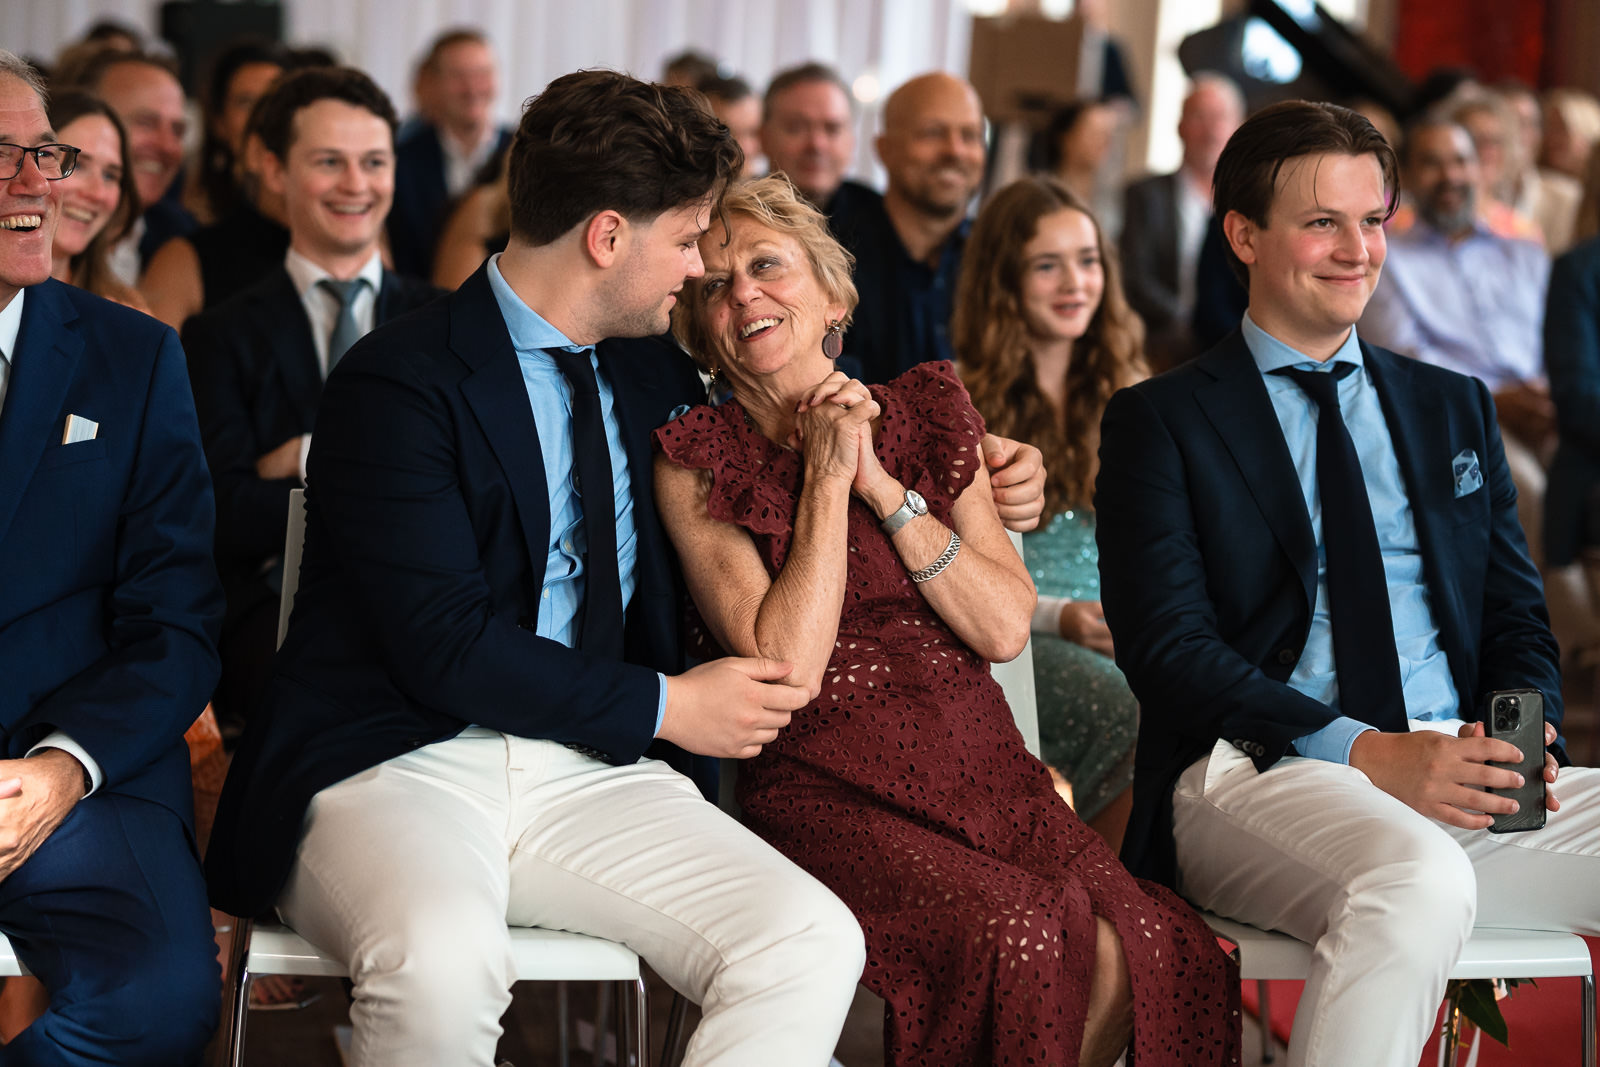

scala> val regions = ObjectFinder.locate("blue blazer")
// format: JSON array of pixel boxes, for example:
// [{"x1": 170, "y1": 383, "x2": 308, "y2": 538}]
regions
[
  {"x1": 0, "y1": 280, "x2": 221, "y2": 824},
  {"x1": 1543, "y1": 236, "x2": 1600, "y2": 566},
  {"x1": 387, "y1": 122, "x2": 514, "y2": 279},
  {"x1": 1094, "y1": 330, "x2": 1563, "y2": 886},
  {"x1": 205, "y1": 264, "x2": 706, "y2": 917}
]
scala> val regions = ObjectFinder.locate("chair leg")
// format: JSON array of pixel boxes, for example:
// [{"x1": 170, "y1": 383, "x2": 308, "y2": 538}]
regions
[
  {"x1": 1257, "y1": 979, "x2": 1274, "y2": 1064},
  {"x1": 659, "y1": 992, "x2": 689, "y2": 1067},
  {"x1": 632, "y1": 977, "x2": 650, "y2": 1067},
  {"x1": 556, "y1": 981, "x2": 571, "y2": 1067},
  {"x1": 221, "y1": 918, "x2": 254, "y2": 1067},
  {"x1": 613, "y1": 981, "x2": 630, "y2": 1066},
  {"x1": 1583, "y1": 973, "x2": 1596, "y2": 1067},
  {"x1": 593, "y1": 982, "x2": 612, "y2": 1067}
]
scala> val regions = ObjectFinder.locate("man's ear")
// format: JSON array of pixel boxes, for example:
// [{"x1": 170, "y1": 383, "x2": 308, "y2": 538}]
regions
[
  {"x1": 584, "y1": 210, "x2": 626, "y2": 269},
  {"x1": 259, "y1": 148, "x2": 288, "y2": 200},
  {"x1": 1222, "y1": 209, "x2": 1258, "y2": 268}
]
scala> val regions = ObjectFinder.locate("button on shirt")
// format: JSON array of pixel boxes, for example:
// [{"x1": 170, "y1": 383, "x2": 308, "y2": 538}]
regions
[
  {"x1": 1242, "y1": 312, "x2": 1458, "y2": 763},
  {"x1": 1360, "y1": 221, "x2": 1548, "y2": 392},
  {"x1": 485, "y1": 255, "x2": 667, "y2": 731}
]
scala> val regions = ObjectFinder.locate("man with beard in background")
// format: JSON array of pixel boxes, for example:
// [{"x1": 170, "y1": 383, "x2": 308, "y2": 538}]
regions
[{"x1": 841, "y1": 71, "x2": 986, "y2": 384}]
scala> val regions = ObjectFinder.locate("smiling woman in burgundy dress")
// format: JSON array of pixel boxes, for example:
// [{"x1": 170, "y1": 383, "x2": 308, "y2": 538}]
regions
[{"x1": 653, "y1": 175, "x2": 1239, "y2": 1067}]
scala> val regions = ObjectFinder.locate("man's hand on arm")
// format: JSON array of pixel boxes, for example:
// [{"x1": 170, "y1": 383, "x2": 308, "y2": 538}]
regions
[
  {"x1": 1348, "y1": 727, "x2": 1526, "y2": 830},
  {"x1": 656, "y1": 657, "x2": 810, "y2": 759},
  {"x1": 0, "y1": 751, "x2": 88, "y2": 881},
  {"x1": 981, "y1": 434, "x2": 1046, "y2": 533}
]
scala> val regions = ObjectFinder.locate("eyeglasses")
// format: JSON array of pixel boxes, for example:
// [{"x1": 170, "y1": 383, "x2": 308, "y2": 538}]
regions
[{"x1": 0, "y1": 143, "x2": 80, "y2": 181}]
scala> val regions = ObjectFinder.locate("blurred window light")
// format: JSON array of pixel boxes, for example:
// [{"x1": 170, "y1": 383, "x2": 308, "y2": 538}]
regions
[
  {"x1": 1241, "y1": 17, "x2": 1303, "y2": 84},
  {"x1": 852, "y1": 71, "x2": 882, "y2": 105},
  {"x1": 1040, "y1": 0, "x2": 1076, "y2": 17},
  {"x1": 1274, "y1": 0, "x2": 1324, "y2": 31},
  {"x1": 964, "y1": 0, "x2": 1009, "y2": 16}
]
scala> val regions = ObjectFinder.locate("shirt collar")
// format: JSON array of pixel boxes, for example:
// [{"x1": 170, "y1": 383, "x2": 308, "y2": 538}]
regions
[
  {"x1": 1241, "y1": 310, "x2": 1364, "y2": 374},
  {"x1": 485, "y1": 253, "x2": 591, "y2": 355},
  {"x1": 283, "y1": 246, "x2": 384, "y2": 300},
  {"x1": 0, "y1": 288, "x2": 24, "y2": 364}
]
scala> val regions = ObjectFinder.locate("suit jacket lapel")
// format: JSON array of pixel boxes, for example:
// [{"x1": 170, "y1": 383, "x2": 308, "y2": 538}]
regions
[
  {"x1": 0, "y1": 282, "x2": 82, "y2": 549},
  {"x1": 1194, "y1": 331, "x2": 1318, "y2": 612},
  {"x1": 451, "y1": 267, "x2": 550, "y2": 577}
]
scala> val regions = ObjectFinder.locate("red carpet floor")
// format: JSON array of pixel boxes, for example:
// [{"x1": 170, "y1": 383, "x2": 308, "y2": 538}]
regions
[{"x1": 1240, "y1": 937, "x2": 1599, "y2": 1065}]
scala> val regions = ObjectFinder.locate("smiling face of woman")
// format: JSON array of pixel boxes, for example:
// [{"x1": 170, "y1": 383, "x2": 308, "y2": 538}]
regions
[
  {"x1": 1018, "y1": 207, "x2": 1104, "y2": 346},
  {"x1": 53, "y1": 114, "x2": 125, "y2": 260},
  {"x1": 694, "y1": 215, "x2": 844, "y2": 389}
]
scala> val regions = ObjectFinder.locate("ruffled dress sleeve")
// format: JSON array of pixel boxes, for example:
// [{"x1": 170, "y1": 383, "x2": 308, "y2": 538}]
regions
[
  {"x1": 652, "y1": 402, "x2": 799, "y2": 538},
  {"x1": 872, "y1": 360, "x2": 989, "y2": 520}
]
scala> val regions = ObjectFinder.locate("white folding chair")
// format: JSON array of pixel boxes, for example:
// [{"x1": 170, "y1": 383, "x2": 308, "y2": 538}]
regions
[
  {"x1": 1204, "y1": 911, "x2": 1596, "y2": 1066},
  {"x1": 222, "y1": 488, "x2": 651, "y2": 1067}
]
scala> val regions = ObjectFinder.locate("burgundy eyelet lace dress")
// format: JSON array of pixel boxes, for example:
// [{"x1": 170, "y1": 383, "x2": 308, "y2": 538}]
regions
[{"x1": 655, "y1": 361, "x2": 1240, "y2": 1066}]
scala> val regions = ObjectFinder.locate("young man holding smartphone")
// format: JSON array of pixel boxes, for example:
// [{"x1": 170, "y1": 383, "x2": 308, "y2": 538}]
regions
[{"x1": 1096, "y1": 100, "x2": 1600, "y2": 1067}]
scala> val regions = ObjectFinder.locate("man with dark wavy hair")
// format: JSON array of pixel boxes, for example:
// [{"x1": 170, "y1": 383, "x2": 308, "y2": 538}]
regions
[
  {"x1": 1098, "y1": 99, "x2": 1599, "y2": 1066},
  {"x1": 207, "y1": 70, "x2": 868, "y2": 1065}
]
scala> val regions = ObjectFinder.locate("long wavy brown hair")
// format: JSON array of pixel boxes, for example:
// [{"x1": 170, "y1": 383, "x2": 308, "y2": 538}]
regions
[{"x1": 954, "y1": 176, "x2": 1145, "y2": 520}]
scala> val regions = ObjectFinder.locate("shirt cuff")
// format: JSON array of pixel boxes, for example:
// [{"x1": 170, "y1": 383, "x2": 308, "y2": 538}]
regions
[
  {"x1": 1032, "y1": 595, "x2": 1073, "y2": 635},
  {"x1": 653, "y1": 673, "x2": 668, "y2": 737},
  {"x1": 26, "y1": 732, "x2": 103, "y2": 795},
  {"x1": 298, "y1": 434, "x2": 312, "y2": 484},
  {"x1": 1291, "y1": 716, "x2": 1376, "y2": 765}
]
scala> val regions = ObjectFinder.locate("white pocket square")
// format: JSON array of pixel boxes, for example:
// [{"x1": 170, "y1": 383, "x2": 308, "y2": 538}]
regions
[{"x1": 61, "y1": 414, "x2": 98, "y2": 445}]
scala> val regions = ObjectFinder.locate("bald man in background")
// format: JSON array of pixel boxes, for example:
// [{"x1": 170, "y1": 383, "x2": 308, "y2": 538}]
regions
[{"x1": 841, "y1": 71, "x2": 986, "y2": 384}]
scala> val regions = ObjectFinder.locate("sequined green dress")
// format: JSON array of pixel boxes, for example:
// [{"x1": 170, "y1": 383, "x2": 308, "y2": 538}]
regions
[{"x1": 1022, "y1": 509, "x2": 1138, "y2": 821}]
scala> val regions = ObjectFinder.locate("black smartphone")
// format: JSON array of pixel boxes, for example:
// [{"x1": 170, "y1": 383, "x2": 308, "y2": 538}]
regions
[{"x1": 1483, "y1": 688, "x2": 1546, "y2": 834}]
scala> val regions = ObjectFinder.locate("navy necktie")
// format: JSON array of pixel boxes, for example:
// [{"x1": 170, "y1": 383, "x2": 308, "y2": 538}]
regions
[
  {"x1": 552, "y1": 349, "x2": 624, "y2": 658},
  {"x1": 318, "y1": 277, "x2": 370, "y2": 372},
  {"x1": 1275, "y1": 363, "x2": 1408, "y2": 733}
]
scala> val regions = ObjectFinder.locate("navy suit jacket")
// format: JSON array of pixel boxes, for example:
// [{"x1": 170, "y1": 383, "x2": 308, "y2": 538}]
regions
[
  {"x1": 0, "y1": 280, "x2": 221, "y2": 825},
  {"x1": 205, "y1": 264, "x2": 707, "y2": 917},
  {"x1": 387, "y1": 122, "x2": 514, "y2": 279},
  {"x1": 182, "y1": 266, "x2": 441, "y2": 595},
  {"x1": 1543, "y1": 236, "x2": 1600, "y2": 565},
  {"x1": 1095, "y1": 331, "x2": 1563, "y2": 886}
]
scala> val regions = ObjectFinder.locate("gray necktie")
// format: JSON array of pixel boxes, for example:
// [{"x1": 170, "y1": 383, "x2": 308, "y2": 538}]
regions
[{"x1": 318, "y1": 278, "x2": 370, "y2": 372}]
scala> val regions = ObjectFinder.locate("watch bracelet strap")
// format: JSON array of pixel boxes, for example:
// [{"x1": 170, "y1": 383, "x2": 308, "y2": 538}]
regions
[{"x1": 909, "y1": 531, "x2": 961, "y2": 583}]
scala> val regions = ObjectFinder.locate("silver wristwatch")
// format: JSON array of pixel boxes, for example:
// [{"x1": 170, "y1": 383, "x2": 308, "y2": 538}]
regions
[{"x1": 880, "y1": 489, "x2": 928, "y2": 534}]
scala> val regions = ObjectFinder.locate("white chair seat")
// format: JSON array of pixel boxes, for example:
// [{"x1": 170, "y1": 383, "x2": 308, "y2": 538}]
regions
[
  {"x1": 0, "y1": 936, "x2": 30, "y2": 977},
  {"x1": 1203, "y1": 911, "x2": 1596, "y2": 1066},
  {"x1": 246, "y1": 921, "x2": 643, "y2": 983}
]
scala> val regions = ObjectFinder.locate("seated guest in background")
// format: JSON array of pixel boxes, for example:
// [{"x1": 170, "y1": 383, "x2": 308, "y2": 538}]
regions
[
  {"x1": 955, "y1": 176, "x2": 1145, "y2": 850},
  {"x1": 387, "y1": 28, "x2": 512, "y2": 278},
  {"x1": 1496, "y1": 81, "x2": 1583, "y2": 254},
  {"x1": 844, "y1": 71, "x2": 984, "y2": 383},
  {"x1": 761, "y1": 61, "x2": 876, "y2": 224},
  {"x1": 72, "y1": 49, "x2": 195, "y2": 280},
  {"x1": 140, "y1": 37, "x2": 291, "y2": 330},
  {"x1": 1039, "y1": 98, "x2": 1124, "y2": 238},
  {"x1": 695, "y1": 73, "x2": 762, "y2": 179},
  {"x1": 661, "y1": 48, "x2": 719, "y2": 89},
  {"x1": 1097, "y1": 99, "x2": 1598, "y2": 1067},
  {"x1": 182, "y1": 66, "x2": 439, "y2": 737},
  {"x1": 0, "y1": 52, "x2": 223, "y2": 1063},
  {"x1": 1361, "y1": 116, "x2": 1557, "y2": 580},
  {"x1": 1542, "y1": 87, "x2": 1600, "y2": 182},
  {"x1": 205, "y1": 70, "x2": 871, "y2": 1067},
  {"x1": 1543, "y1": 233, "x2": 1600, "y2": 633},
  {"x1": 46, "y1": 89, "x2": 143, "y2": 308},
  {"x1": 655, "y1": 174, "x2": 1239, "y2": 1067},
  {"x1": 1444, "y1": 94, "x2": 1544, "y2": 244},
  {"x1": 1120, "y1": 73, "x2": 1243, "y2": 371},
  {"x1": 430, "y1": 163, "x2": 509, "y2": 290}
]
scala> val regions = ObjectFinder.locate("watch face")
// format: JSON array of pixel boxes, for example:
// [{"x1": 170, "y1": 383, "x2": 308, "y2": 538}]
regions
[{"x1": 906, "y1": 489, "x2": 928, "y2": 514}]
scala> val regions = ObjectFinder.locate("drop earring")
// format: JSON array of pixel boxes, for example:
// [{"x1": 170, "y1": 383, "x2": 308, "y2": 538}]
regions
[{"x1": 821, "y1": 320, "x2": 844, "y2": 361}]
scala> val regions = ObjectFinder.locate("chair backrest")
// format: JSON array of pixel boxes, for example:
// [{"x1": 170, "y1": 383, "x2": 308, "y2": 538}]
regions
[
  {"x1": 990, "y1": 529, "x2": 1041, "y2": 757},
  {"x1": 276, "y1": 489, "x2": 307, "y2": 650}
]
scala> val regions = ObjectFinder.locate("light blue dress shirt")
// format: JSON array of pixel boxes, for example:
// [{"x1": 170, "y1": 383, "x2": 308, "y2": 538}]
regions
[
  {"x1": 1360, "y1": 220, "x2": 1548, "y2": 392},
  {"x1": 486, "y1": 256, "x2": 668, "y2": 733},
  {"x1": 1242, "y1": 312, "x2": 1459, "y2": 763}
]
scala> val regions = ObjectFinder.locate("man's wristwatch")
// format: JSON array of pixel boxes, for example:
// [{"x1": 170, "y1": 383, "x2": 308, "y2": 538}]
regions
[{"x1": 880, "y1": 488, "x2": 928, "y2": 535}]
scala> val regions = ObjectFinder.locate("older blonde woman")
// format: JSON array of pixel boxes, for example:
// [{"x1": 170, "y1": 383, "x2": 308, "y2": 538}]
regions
[{"x1": 653, "y1": 176, "x2": 1239, "y2": 1067}]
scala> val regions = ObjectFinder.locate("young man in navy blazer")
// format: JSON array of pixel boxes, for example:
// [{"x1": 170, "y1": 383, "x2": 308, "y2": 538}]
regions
[
  {"x1": 209, "y1": 70, "x2": 868, "y2": 1067},
  {"x1": 0, "y1": 53, "x2": 223, "y2": 1064},
  {"x1": 1096, "y1": 100, "x2": 1600, "y2": 1066},
  {"x1": 183, "y1": 67, "x2": 439, "y2": 735}
]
